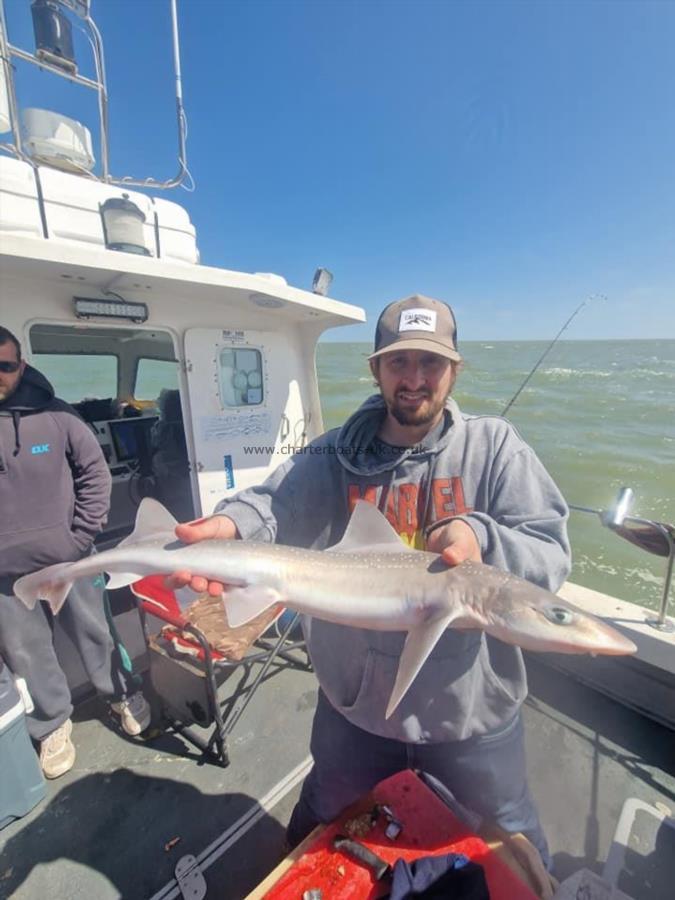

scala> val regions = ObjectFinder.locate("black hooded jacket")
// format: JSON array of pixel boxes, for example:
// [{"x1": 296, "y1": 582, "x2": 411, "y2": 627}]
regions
[{"x1": 0, "y1": 365, "x2": 112, "y2": 581}]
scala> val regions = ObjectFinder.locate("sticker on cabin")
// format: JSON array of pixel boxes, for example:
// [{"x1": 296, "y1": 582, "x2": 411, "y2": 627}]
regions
[
  {"x1": 201, "y1": 413, "x2": 272, "y2": 441},
  {"x1": 223, "y1": 455, "x2": 235, "y2": 489},
  {"x1": 221, "y1": 329, "x2": 246, "y2": 344}
]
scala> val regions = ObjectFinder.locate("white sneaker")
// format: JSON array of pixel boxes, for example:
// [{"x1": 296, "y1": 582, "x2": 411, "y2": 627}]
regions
[
  {"x1": 110, "y1": 691, "x2": 151, "y2": 736},
  {"x1": 40, "y1": 718, "x2": 76, "y2": 779}
]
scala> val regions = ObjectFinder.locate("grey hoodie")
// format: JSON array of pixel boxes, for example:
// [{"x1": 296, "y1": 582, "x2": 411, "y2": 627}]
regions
[
  {"x1": 0, "y1": 365, "x2": 112, "y2": 583},
  {"x1": 216, "y1": 395, "x2": 571, "y2": 743}
]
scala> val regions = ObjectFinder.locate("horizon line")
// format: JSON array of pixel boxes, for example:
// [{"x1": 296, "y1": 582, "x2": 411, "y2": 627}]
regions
[{"x1": 319, "y1": 336, "x2": 674, "y2": 344}]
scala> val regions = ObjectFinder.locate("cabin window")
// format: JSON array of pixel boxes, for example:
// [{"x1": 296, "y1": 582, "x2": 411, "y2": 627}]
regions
[
  {"x1": 135, "y1": 358, "x2": 179, "y2": 400},
  {"x1": 33, "y1": 353, "x2": 117, "y2": 403},
  {"x1": 218, "y1": 347, "x2": 264, "y2": 407}
]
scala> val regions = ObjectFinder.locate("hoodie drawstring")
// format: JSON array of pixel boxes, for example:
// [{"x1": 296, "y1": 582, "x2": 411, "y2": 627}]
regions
[
  {"x1": 377, "y1": 470, "x2": 394, "y2": 515},
  {"x1": 377, "y1": 412, "x2": 449, "y2": 538},
  {"x1": 420, "y1": 453, "x2": 437, "y2": 534},
  {"x1": 11, "y1": 410, "x2": 21, "y2": 456}
]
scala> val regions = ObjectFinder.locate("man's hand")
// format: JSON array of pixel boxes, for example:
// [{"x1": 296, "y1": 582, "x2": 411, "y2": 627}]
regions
[
  {"x1": 165, "y1": 515, "x2": 239, "y2": 597},
  {"x1": 426, "y1": 518, "x2": 482, "y2": 566}
]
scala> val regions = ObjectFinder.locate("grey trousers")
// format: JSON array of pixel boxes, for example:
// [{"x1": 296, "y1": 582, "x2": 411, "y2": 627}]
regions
[
  {"x1": 287, "y1": 690, "x2": 550, "y2": 867},
  {"x1": 0, "y1": 573, "x2": 131, "y2": 741}
]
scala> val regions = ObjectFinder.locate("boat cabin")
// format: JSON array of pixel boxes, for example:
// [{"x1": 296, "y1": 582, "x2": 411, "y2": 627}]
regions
[{"x1": 1, "y1": 160, "x2": 364, "y2": 540}]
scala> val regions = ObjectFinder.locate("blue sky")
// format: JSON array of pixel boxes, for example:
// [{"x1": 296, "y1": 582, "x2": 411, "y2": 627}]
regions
[{"x1": 5, "y1": 0, "x2": 675, "y2": 341}]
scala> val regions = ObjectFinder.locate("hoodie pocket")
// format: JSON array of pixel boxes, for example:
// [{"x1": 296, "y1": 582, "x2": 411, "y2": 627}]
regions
[
  {"x1": 338, "y1": 650, "x2": 378, "y2": 712},
  {"x1": 0, "y1": 522, "x2": 85, "y2": 579},
  {"x1": 480, "y1": 637, "x2": 526, "y2": 707},
  {"x1": 328, "y1": 632, "x2": 526, "y2": 743},
  {"x1": 336, "y1": 634, "x2": 481, "y2": 714}
]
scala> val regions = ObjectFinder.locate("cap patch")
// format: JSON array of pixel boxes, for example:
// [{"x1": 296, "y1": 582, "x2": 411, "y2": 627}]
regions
[{"x1": 399, "y1": 308, "x2": 437, "y2": 333}]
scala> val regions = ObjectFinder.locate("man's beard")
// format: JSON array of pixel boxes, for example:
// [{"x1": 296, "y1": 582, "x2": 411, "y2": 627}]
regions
[
  {"x1": 0, "y1": 383, "x2": 18, "y2": 404},
  {"x1": 388, "y1": 389, "x2": 450, "y2": 427}
]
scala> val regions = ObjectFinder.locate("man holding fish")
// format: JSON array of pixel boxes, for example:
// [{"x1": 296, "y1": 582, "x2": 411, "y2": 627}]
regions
[
  {"x1": 11, "y1": 298, "x2": 636, "y2": 869},
  {"x1": 167, "y1": 295, "x2": 574, "y2": 866},
  {"x1": 15, "y1": 297, "x2": 635, "y2": 863}
]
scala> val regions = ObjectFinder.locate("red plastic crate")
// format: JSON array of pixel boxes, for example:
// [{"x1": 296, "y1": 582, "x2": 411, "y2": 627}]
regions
[{"x1": 263, "y1": 769, "x2": 539, "y2": 899}]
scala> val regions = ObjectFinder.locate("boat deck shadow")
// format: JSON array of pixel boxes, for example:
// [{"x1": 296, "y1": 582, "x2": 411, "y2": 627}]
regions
[
  {"x1": 524, "y1": 655, "x2": 675, "y2": 891},
  {"x1": 2, "y1": 656, "x2": 674, "y2": 899},
  {"x1": 0, "y1": 768, "x2": 283, "y2": 899},
  {"x1": 0, "y1": 663, "x2": 318, "y2": 900}
]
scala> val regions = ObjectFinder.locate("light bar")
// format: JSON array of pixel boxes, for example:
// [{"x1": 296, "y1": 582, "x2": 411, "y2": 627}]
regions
[{"x1": 73, "y1": 297, "x2": 148, "y2": 323}]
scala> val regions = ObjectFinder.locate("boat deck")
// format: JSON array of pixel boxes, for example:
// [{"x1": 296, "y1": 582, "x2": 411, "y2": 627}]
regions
[{"x1": 1, "y1": 656, "x2": 674, "y2": 899}]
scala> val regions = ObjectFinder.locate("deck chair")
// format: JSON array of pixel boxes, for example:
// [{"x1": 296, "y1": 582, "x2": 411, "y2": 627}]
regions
[{"x1": 131, "y1": 575, "x2": 310, "y2": 766}]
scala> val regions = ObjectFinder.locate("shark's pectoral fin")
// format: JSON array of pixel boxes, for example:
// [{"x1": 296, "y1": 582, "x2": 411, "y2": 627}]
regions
[
  {"x1": 386, "y1": 613, "x2": 457, "y2": 720},
  {"x1": 106, "y1": 571, "x2": 146, "y2": 590},
  {"x1": 224, "y1": 585, "x2": 283, "y2": 628}
]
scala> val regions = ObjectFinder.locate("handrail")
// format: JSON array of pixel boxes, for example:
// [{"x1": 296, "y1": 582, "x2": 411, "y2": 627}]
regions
[
  {"x1": 569, "y1": 498, "x2": 674, "y2": 632},
  {"x1": 0, "y1": 0, "x2": 189, "y2": 190}
]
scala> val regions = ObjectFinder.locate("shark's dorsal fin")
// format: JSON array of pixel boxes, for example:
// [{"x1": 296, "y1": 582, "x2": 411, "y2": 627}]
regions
[
  {"x1": 330, "y1": 500, "x2": 415, "y2": 554},
  {"x1": 117, "y1": 497, "x2": 179, "y2": 549}
]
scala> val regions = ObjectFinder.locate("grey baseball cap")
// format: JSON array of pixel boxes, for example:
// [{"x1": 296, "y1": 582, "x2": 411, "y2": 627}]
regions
[{"x1": 368, "y1": 294, "x2": 461, "y2": 362}]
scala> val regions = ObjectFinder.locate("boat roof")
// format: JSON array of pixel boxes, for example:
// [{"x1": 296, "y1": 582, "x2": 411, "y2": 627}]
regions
[{"x1": 0, "y1": 233, "x2": 366, "y2": 329}]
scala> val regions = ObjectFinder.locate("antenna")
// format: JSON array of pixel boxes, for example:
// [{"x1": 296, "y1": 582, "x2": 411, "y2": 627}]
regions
[{"x1": 500, "y1": 295, "x2": 604, "y2": 417}]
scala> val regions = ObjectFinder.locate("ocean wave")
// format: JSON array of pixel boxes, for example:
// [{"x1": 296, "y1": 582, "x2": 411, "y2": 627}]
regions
[
  {"x1": 574, "y1": 555, "x2": 664, "y2": 589},
  {"x1": 623, "y1": 567, "x2": 664, "y2": 587},
  {"x1": 543, "y1": 367, "x2": 612, "y2": 378},
  {"x1": 542, "y1": 367, "x2": 673, "y2": 380}
]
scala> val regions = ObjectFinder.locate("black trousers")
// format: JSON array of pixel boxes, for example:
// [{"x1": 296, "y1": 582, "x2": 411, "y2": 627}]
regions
[{"x1": 287, "y1": 690, "x2": 549, "y2": 867}]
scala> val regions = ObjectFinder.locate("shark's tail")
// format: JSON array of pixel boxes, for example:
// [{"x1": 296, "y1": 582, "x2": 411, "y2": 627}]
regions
[
  {"x1": 12, "y1": 499, "x2": 180, "y2": 616},
  {"x1": 14, "y1": 562, "x2": 74, "y2": 614}
]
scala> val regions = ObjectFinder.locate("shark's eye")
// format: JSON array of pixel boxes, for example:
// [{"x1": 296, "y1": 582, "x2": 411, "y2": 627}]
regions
[{"x1": 544, "y1": 605, "x2": 575, "y2": 626}]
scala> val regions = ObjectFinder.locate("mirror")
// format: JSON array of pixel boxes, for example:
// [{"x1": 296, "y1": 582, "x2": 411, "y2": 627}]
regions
[{"x1": 607, "y1": 518, "x2": 673, "y2": 559}]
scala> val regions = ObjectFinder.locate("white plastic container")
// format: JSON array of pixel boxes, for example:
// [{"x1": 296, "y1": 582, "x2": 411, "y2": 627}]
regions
[
  {"x1": 22, "y1": 107, "x2": 95, "y2": 172},
  {"x1": 0, "y1": 662, "x2": 46, "y2": 830}
]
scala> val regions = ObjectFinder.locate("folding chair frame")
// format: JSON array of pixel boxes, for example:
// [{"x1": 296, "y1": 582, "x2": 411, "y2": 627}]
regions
[{"x1": 137, "y1": 600, "x2": 310, "y2": 767}]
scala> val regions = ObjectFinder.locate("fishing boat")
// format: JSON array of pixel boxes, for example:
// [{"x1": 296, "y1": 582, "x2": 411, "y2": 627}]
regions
[{"x1": 0, "y1": 3, "x2": 673, "y2": 898}]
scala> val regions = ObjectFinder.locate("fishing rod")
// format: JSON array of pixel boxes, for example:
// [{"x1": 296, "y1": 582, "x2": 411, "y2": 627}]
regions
[{"x1": 500, "y1": 294, "x2": 604, "y2": 417}]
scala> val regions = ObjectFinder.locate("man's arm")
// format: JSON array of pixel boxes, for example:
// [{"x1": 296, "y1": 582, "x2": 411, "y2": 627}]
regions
[
  {"x1": 211, "y1": 452, "x2": 299, "y2": 543},
  {"x1": 426, "y1": 518, "x2": 483, "y2": 565},
  {"x1": 169, "y1": 513, "x2": 240, "y2": 595},
  {"x1": 63, "y1": 410, "x2": 112, "y2": 550},
  {"x1": 427, "y1": 447, "x2": 571, "y2": 592},
  {"x1": 167, "y1": 448, "x2": 313, "y2": 594}
]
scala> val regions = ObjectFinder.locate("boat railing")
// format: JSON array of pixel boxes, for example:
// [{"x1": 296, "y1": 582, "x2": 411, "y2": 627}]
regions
[
  {"x1": 569, "y1": 487, "x2": 675, "y2": 632},
  {"x1": 0, "y1": 0, "x2": 189, "y2": 189}
]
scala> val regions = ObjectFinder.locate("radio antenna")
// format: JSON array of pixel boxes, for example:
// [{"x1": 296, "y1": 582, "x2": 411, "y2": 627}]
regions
[{"x1": 500, "y1": 295, "x2": 604, "y2": 417}]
